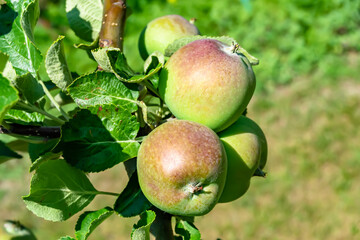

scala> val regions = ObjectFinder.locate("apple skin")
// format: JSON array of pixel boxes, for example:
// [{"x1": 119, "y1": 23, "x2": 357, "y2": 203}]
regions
[
  {"x1": 217, "y1": 116, "x2": 266, "y2": 203},
  {"x1": 138, "y1": 15, "x2": 200, "y2": 60},
  {"x1": 159, "y1": 39, "x2": 256, "y2": 132},
  {"x1": 137, "y1": 120, "x2": 227, "y2": 216}
]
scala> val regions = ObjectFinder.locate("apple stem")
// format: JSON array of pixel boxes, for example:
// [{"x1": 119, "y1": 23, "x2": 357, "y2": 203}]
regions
[
  {"x1": 99, "y1": 0, "x2": 127, "y2": 50},
  {"x1": 190, "y1": 184, "x2": 203, "y2": 194},
  {"x1": 189, "y1": 17, "x2": 197, "y2": 24},
  {"x1": 253, "y1": 167, "x2": 267, "y2": 177},
  {"x1": 231, "y1": 41, "x2": 240, "y2": 53}
]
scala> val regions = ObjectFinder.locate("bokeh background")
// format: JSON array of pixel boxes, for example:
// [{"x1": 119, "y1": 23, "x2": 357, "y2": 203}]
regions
[{"x1": 1, "y1": 0, "x2": 360, "y2": 239}]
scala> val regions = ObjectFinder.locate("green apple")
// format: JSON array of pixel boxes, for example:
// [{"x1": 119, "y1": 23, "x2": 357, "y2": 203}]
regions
[
  {"x1": 159, "y1": 39, "x2": 256, "y2": 132},
  {"x1": 138, "y1": 15, "x2": 200, "y2": 60},
  {"x1": 218, "y1": 116, "x2": 266, "y2": 203},
  {"x1": 137, "y1": 120, "x2": 227, "y2": 216}
]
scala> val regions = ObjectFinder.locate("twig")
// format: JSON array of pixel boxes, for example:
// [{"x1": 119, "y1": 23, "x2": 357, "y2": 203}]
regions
[
  {"x1": 0, "y1": 124, "x2": 61, "y2": 139},
  {"x1": 99, "y1": 0, "x2": 127, "y2": 50}
]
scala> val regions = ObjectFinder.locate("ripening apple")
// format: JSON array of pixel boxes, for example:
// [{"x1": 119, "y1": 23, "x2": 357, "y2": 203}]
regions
[
  {"x1": 159, "y1": 39, "x2": 256, "y2": 132},
  {"x1": 218, "y1": 116, "x2": 266, "y2": 203},
  {"x1": 137, "y1": 120, "x2": 227, "y2": 216},
  {"x1": 138, "y1": 15, "x2": 200, "y2": 60}
]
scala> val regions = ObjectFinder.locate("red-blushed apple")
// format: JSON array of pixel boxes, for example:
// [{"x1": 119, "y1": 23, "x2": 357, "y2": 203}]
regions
[
  {"x1": 137, "y1": 120, "x2": 227, "y2": 216},
  {"x1": 138, "y1": 15, "x2": 200, "y2": 60},
  {"x1": 217, "y1": 116, "x2": 266, "y2": 203},
  {"x1": 159, "y1": 39, "x2": 256, "y2": 132}
]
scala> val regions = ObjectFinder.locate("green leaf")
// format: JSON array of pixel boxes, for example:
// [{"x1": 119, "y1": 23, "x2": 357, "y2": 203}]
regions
[
  {"x1": 59, "y1": 236, "x2": 75, "y2": 240},
  {"x1": 68, "y1": 71, "x2": 139, "y2": 110},
  {"x1": 45, "y1": 35, "x2": 73, "y2": 91},
  {"x1": 131, "y1": 210, "x2": 156, "y2": 240},
  {"x1": 0, "y1": 3, "x2": 17, "y2": 36},
  {"x1": 74, "y1": 37, "x2": 99, "y2": 50},
  {"x1": 2, "y1": 61, "x2": 17, "y2": 82},
  {"x1": 0, "y1": 133, "x2": 17, "y2": 143},
  {"x1": 92, "y1": 48, "x2": 135, "y2": 81},
  {"x1": 29, "y1": 151, "x2": 62, "y2": 172},
  {"x1": 28, "y1": 138, "x2": 59, "y2": 162},
  {"x1": 61, "y1": 107, "x2": 140, "y2": 172},
  {"x1": 0, "y1": 74, "x2": 19, "y2": 122},
  {"x1": 164, "y1": 35, "x2": 259, "y2": 65},
  {"x1": 5, "y1": 109, "x2": 45, "y2": 125},
  {"x1": 0, "y1": 140, "x2": 22, "y2": 164},
  {"x1": 23, "y1": 159, "x2": 98, "y2": 222},
  {"x1": 12, "y1": 73, "x2": 44, "y2": 104},
  {"x1": 20, "y1": 0, "x2": 39, "y2": 43},
  {"x1": 143, "y1": 51, "x2": 165, "y2": 74},
  {"x1": 114, "y1": 172, "x2": 152, "y2": 217},
  {"x1": 92, "y1": 48, "x2": 163, "y2": 83},
  {"x1": 175, "y1": 218, "x2": 201, "y2": 240},
  {"x1": 75, "y1": 207, "x2": 114, "y2": 240},
  {"x1": 0, "y1": 0, "x2": 43, "y2": 76},
  {"x1": 65, "y1": 0, "x2": 103, "y2": 42},
  {"x1": 141, "y1": 95, "x2": 170, "y2": 127}
]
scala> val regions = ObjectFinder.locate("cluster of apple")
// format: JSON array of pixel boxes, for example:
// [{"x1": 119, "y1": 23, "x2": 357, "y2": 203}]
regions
[{"x1": 137, "y1": 15, "x2": 267, "y2": 216}]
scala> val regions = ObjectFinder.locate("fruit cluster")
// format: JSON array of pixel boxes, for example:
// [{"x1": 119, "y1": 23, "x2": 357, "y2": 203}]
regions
[{"x1": 137, "y1": 15, "x2": 267, "y2": 217}]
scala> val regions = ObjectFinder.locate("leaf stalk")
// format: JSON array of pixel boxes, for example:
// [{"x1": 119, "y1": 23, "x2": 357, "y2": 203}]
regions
[
  {"x1": 39, "y1": 81, "x2": 70, "y2": 121},
  {"x1": 16, "y1": 101, "x2": 65, "y2": 125}
]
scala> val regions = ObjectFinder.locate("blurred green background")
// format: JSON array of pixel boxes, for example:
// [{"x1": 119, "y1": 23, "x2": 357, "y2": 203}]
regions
[{"x1": 1, "y1": 0, "x2": 360, "y2": 239}]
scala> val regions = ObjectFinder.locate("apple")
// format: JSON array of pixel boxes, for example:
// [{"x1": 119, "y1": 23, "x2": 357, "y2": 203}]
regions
[
  {"x1": 217, "y1": 116, "x2": 266, "y2": 203},
  {"x1": 138, "y1": 15, "x2": 200, "y2": 60},
  {"x1": 159, "y1": 39, "x2": 256, "y2": 132},
  {"x1": 137, "y1": 120, "x2": 227, "y2": 216}
]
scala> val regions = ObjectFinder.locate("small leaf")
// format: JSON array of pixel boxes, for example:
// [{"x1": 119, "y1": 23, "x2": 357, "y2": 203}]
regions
[
  {"x1": 20, "y1": 0, "x2": 40, "y2": 43},
  {"x1": 75, "y1": 207, "x2": 114, "y2": 240},
  {"x1": 131, "y1": 210, "x2": 156, "y2": 240},
  {"x1": 65, "y1": 0, "x2": 103, "y2": 42},
  {"x1": 28, "y1": 138, "x2": 59, "y2": 162},
  {"x1": 0, "y1": 0, "x2": 43, "y2": 76},
  {"x1": 0, "y1": 74, "x2": 19, "y2": 122},
  {"x1": 143, "y1": 51, "x2": 165, "y2": 74},
  {"x1": 92, "y1": 47, "x2": 135, "y2": 81},
  {"x1": 92, "y1": 48, "x2": 163, "y2": 83},
  {"x1": 67, "y1": 71, "x2": 139, "y2": 110},
  {"x1": 29, "y1": 151, "x2": 62, "y2": 172},
  {"x1": 23, "y1": 159, "x2": 98, "y2": 222},
  {"x1": 74, "y1": 37, "x2": 99, "y2": 50},
  {"x1": 45, "y1": 35, "x2": 73, "y2": 91},
  {"x1": 0, "y1": 3, "x2": 17, "y2": 36},
  {"x1": 114, "y1": 172, "x2": 152, "y2": 217},
  {"x1": 5, "y1": 109, "x2": 45, "y2": 125},
  {"x1": 2, "y1": 61, "x2": 17, "y2": 82},
  {"x1": 61, "y1": 107, "x2": 140, "y2": 172},
  {"x1": 164, "y1": 35, "x2": 259, "y2": 65},
  {"x1": 0, "y1": 140, "x2": 22, "y2": 164},
  {"x1": 141, "y1": 95, "x2": 170, "y2": 127},
  {"x1": 59, "y1": 236, "x2": 75, "y2": 240},
  {"x1": 12, "y1": 73, "x2": 44, "y2": 104},
  {"x1": 175, "y1": 218, "x2": 201, "y2": 240}
]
